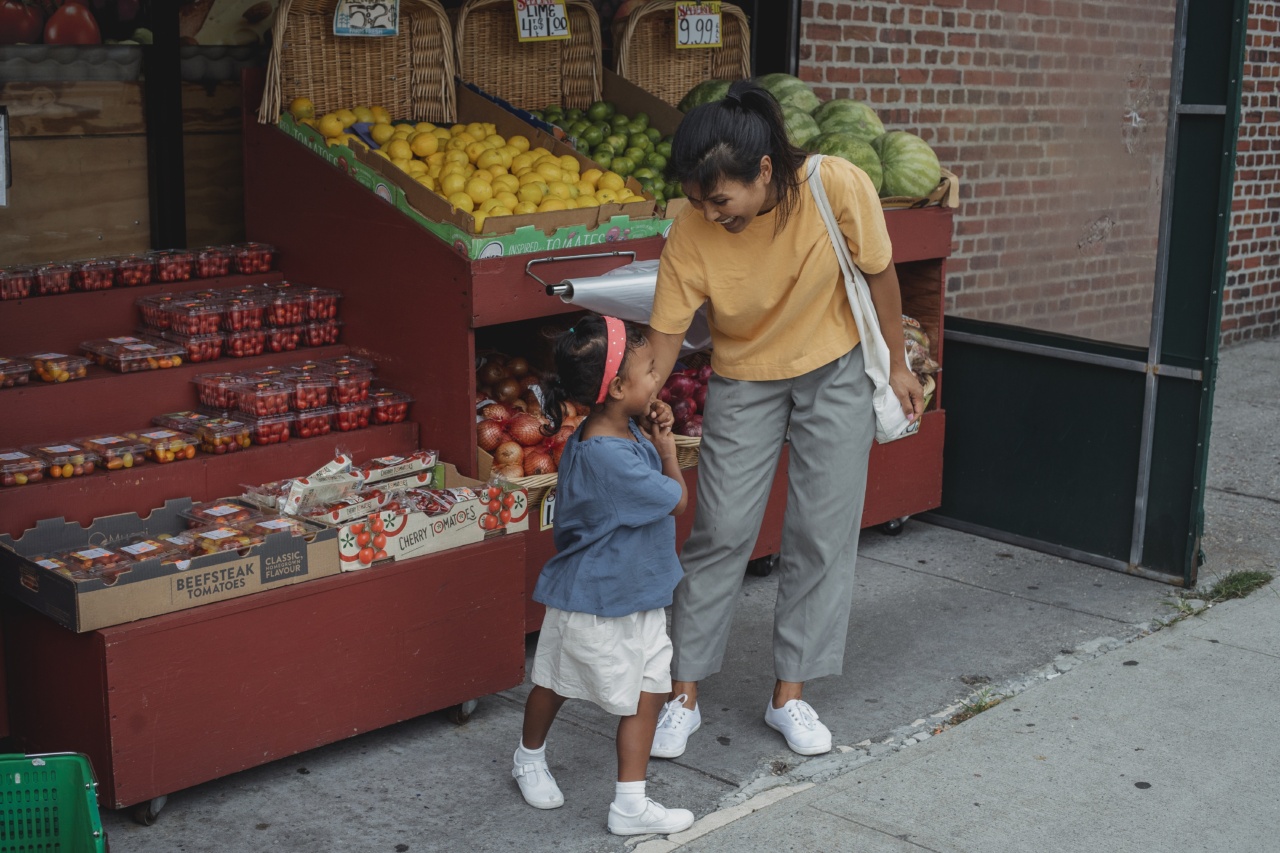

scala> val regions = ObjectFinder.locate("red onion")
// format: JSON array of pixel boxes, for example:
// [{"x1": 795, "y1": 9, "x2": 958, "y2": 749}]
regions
[
  {"x1": 508, "y1": 413, "x2": 549, "y2": 446},
  {"x1": 678, "y1": 414, "x2": 703, "y2": 437},
  {"x1": 552, "y1": 442, "x2": 567, "y2": 467},
  {"x1": 494, "y1": 441, "x2": 524, "y2": 467},
  {"x1": 697, "y1": 365, "x2": 713, "y2": 383},
  {"x1": 670, "y1": 398, "x2": 694, "y2": 424},
  {"x1": 477, "y1": 420, "x2": 508, "y2": 452},
  {"x1": 693, "y1": 385, "x2": 708, "y2": 413},
  {"x1": 659, "y1": 386, "x2": 673, "y2": 404},
  {"x1": 666, "y1": 374, "x2": 699, "y2": 400},
  {"x1": 524, "y1": 449, "x2": 555, "y2": 476}
]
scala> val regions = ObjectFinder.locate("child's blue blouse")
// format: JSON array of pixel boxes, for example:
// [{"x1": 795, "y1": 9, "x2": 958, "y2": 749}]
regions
[{"x1": 532, "y1": 420, "x2": 683, "y2": 617}]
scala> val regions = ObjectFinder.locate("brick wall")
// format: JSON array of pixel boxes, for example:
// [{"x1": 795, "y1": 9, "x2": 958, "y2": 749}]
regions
[
  {"x1": 799, "y1": 0, "x2": 1178, "y2": 347},
  {"x1": 1224, "y1": 1, "x2": 1280, "y2": 345}
]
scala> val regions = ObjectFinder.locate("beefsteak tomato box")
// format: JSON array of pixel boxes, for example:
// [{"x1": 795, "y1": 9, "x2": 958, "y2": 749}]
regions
[
  {"x1": 0, "y1": 498, "x2": 339, "y2": 632},
  {"x1": 331, "y1": 462, "x2": 529, "y2": 572}
]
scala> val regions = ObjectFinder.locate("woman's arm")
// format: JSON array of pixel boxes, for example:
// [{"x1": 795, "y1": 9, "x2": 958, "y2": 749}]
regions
[
  {"x1": 864, "y1": 263, "x2": 923, "y2": 421},
  {"x1": 647, "y1": 327, "x2": 685, "y2": 384}
]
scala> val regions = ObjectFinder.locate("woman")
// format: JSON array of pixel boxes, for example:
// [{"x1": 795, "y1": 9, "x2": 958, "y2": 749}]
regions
[{"x1": 645, "y1": 79, "x2": 922, "y2": 758}]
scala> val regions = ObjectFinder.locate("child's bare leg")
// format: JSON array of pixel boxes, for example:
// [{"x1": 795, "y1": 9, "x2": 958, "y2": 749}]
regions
[
  {"x1": 522, "y1": 685, "x2": 567, "y2": 749},
  {"x1": 617, "y1": 690, "x2": 667, "y2": 781},
  {"x1": 608, "y1": 691, "x2": 695, "y2": 834}
]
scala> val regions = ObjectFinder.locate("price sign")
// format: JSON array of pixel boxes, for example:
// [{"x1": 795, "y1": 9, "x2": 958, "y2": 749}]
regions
[
  {"x1": 514, "y1": 0, "x2": 572, "y2": 42},
  {"x1": 540, "y1": 488, "x2": 557, "y2": 531},
  {"x1": 675, "y1": 2, "x2": 721, "y2": 49},
  {"x1": 333, "y1": 0, "x2": 400, "y2": 37}
]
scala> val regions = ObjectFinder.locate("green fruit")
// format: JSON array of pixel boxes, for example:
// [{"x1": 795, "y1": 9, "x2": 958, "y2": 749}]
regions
[
  {"x1": 605, "y1": 133, "x2": 628, "y2": 151},
  {"x1": 581, "y1": 125, "x2": 605, "y2": 147},
  {"x1": 812, "y1": 98, "x2": 885, "y2": 142},
  {"x1": 633, "y1": 167, "x2": 658, "y2": 181},
  {"x1": 643, "y1": 152, "x2": 668, "y2": 171},
  {"x1": 565, "y1": 107, "x2": 584, "y2": 121},
  {"x1": 644, "y1": 127, "x2": 662, "y2": 144},
  {"x1": 528, "y1": 109, "x2": 544, "y2": 120},
  {"x1": 624, "y1": 146, "x2": 649, "y2": 164},
  {"x1": 781, "y1": 104, "x2": 821, "y2": 148},
  {"x1": 587, "y1": 100, "x2": 616, "y2": 122},
  {"x1": 656, "y1": 140, "x2": 672, "y2": 159},
  {"x1": 874, "y1": 131, "x2": 941, "y2": 198},
  {"x1": 626, "y1": 120, "x2": 647, "y2": 135},
  {"x1": 632, "y1": 112, "x2": 650, "y2": 130},
  {"x1": 811, "y1": 132, "x2": 883, "y2": 193},
  {"x1": 666, "y1": 181, "x2": 684, "y2": 199},
  {"x1": 678, "y1": 79, "x2": 731, "y2": 112},
  {"x1": 757, "y1": 72, "x2": 821, "y2": 115},
  {"x1": 627, "y1": 132, "x2": 652, "y2": 151},
  {"x1": 611, "y1": 113, "x2": 631, "y2": 130},
  {"x1": 592, "y1": 142, "x2": 615, "y2": 157},
  {"x1": 593, "y1": 152, "x2": 613, "y2": 170},
  {"x1": 611, "y1": 156, "x2": 635, "y2": 177}
]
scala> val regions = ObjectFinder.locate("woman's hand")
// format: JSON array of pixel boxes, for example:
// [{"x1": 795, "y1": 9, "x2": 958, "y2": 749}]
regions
[{"x1": 889, "y1": 364, "x2": 923, "y2": 422}]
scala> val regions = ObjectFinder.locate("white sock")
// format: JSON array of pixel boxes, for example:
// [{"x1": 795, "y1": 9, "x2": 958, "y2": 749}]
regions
[
  {"x1": 614, "y1": 780, "x2": 647, "y2": 814},
  {"x1": 515, "y1": 742, "x2": 546, "y2": 765}
]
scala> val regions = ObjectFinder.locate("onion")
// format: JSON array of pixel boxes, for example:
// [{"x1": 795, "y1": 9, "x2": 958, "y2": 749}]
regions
[
  {"x1": 521, "y1": 391, "x2": 543, "y2": 419},
  {"x1": 670, "y1": 398, "x2": 693, "y2": 424},
  {"x1": 495, "y1": 462, "x2": 525, "y2": 480},
  {"x1": 666, "y1": 374, "x2": 699, "y2": 400},
  {"x1": 508, "y1": 413, "x2": 548, "y2": 446},
  {"x1": 494, "y1": 378, "x2": 521, "y2": 403},
  {"x1": 658, "y1": 386, "x2": 673, "y2": 403},
  {"x1": 524, "y1": 449, "x2": 555, "y2": 476},
  {"x1": 477, "y1": 420, "x2": 508, "y2": 452},
  {"x1": 494, "y1": 441, "x2": 524, "y2": 467},
  {"x1": 563, "y1": 415, "x2": 584, "y2": 431},
  {"x1": 696, "y1": 365, "x2": 713, "y2": 383},
  {"x1": 693, "y1": 385, "x2": 707, "y2": 413},
  {"x1": 678, "y1": 414, "x2": 703, "y2": 437},
  {"x1": 518, "y1": 375, "x2": 541, "y2": 392},
  {"x1": 507, "y1": 357, "x2": 530, "y2": 378},
  {"x1": 479, "y1": 402, "x2": 512, "y2": 422},
  {"x1": 478, "y1": 361, "x2": 507, "y2": 387}
]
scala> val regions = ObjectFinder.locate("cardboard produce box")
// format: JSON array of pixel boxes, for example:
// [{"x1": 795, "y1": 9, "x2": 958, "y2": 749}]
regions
[{"x1": 0, "y1": 499, "x2": 339, "y2": 632}]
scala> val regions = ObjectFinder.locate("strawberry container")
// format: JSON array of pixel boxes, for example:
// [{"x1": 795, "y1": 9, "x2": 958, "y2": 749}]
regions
[
  {"x1": 235, "y1": 379, "x2": 292, "y2": 417},
  {"x1": 225, "y1": 328, "x2": 267, "y2": 358},
  {"x1": 192, "y1": 526, "x2": 264, "y2": 556},
  {"x1": 128, "y1": 429, "x2": 196, "y2": 463},
  {"x1": 137, "y1": 293, "x2": 180, "y2": 330},
  {"x1": 165, "y1": 300, "x2": 223, "y2": 335},
  {"x1": 0, "y1": 449, "x2": 47, "y2": 487},
  {"x1": 72, "y1": 258, "x2": 118, "y2": 292},
  {"x1": 77, "y1": 433, "x2": 148, "y2": 470},
  {"x1": 266, "y1": 325, "x2": 304, "y2": 353},
  {"x1": 220, "y1": 295, "x2": 267, "y2": 331},
  {"x1": 303, "y1": 319, "x2": 342, "y2": 347},
  {"x1": 334, "y1": 400, "x2": 373, "y2": 431},
  {"x1": 193, "y1": 372, "x2": 244, "y2": 409},
  {"x1": 0, "y1": 267, "x2": 34, "y2": 300},
  {"x1": 240, "y1": 412, "x2": 294, "y2": 445},
  {"x1": 196, "y1": 418, "x2": 253, "y2": 454},
  {"x1": 302, "y1": 287, "x2": 343, "y2": 320},
  {"x1": 114, "y1": 254, "x2": 155, "y2": 287},
  {"x1": 152, "y1": 410, "x2": 216, "y2": 434},
  {"x1": 160, "y1": 330, "x2": 224, "y2": 363},
  {"x1": 81, "y1": 337, "x2": 185, "y2": 372},
  {"x1": 331, "y1": 368, "x2": 373, "y2": 403},
  {"x1": 195, "y1": 246, "x2": 234, "y2": 279},
  {"x1": 294, "y1": 406, "x2": 335, "y2": 439},
  {"x1": 370, "y1": 388, "x2": 413, "y2": 424},
  {"x1": 23, "y1": 352, "x2": 90, "y2": 383},
  {"x1": 182, "y1": 499, "x2": 258, "y2": 527},
  {"x1": 27, "y1": 443, "x2": 99, "y2": 479},
  {"x1": 232, "y1": 242, "x2": 276, "y2": 274},
  {"x1": 292, "y1": 375, "x2": 332, "y2": 410},
  {"x1": 33, "y1": 263, "x2": 73, "y2": 295},
  {"x1": 152, "y1": 249, "x2": 195, "y2": 282},
  {"x1": 0, "y1": 357, "x2": 32, "y2": 388},
  {"x1": 263, "y1": 290, "x2": 306, "y2": 327}
]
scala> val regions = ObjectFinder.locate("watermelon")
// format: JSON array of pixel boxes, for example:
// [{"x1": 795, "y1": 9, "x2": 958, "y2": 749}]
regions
[
  {"x1": 757, "y1": 73, "x2": 821, "y2": 115},
  {"x1": 812, "y1": 99, "x2": 884, "y2": 143},
  {"x1": 812, "y1": 132, "x2": 883, "y2": 193},
  {"x1": 781, "y1": 104, "x2": 821, "y2": 148},
  {"x1": 874, "y1": 131, "x2": 941, "y2": 198},
  {"x1": 679, "y1": 79, "x2": 731, "y2": 112}
]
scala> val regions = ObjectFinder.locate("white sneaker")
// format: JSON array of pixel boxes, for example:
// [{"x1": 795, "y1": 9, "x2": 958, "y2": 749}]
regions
[
  {"x1": 607, "y1": 798, "x2": 695, "y2": 836},
  {"x1": 650, "y1": 694, "x2": 701, "y2": 758},
  {"x1": 512, "y1": 750, "x2": 564, "y2": 809},
  {"x1": 764, "y1": 699, "x2": 832, "y2": 756}
]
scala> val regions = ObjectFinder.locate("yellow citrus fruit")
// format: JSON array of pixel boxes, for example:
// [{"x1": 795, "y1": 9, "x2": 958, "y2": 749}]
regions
[
  {"x1": 444, "y1": 149, "x2": 471, "y2": 166},
  {"x1": 598, "y1": 171, "x2": 625, "y2": 192},
  {"x1": 575, "y1": 179, "x2": 596, "y2": 197},
  {"x1": 415, "y1": 122, "x2": 436, "y2": 133},
  {"x1": 494, "y1": 191, "x2": 520, "y2": 211},
  {"x1": 288, "y1": 97, "x2": 315, "y2": 120},
  {"x1": 298, "y1": 118, "x2": 317, "y2": 129},
  {"x1": 538, "y1": 198, "x2": 568, "y2": 212},
  {"x1": 411, "y1": 133, "x2": 439, "y2": 157},
  {"x1": 559, "y1": 155, "x2": 580, "y2": 174},
  {"x1": 546, "y1": 181, "x2": 573, "y2": 201},
  {"x1": 428, "y1": 165, "x2": 443, "y2": 178},
  {"x1": 470, "y1": 169, "x2": 495, "y2": 183},
  {"x1": 385, "y1": 138, "x2": 413, "y2": 161},
  {"x1": 433, "y1": 128, "x2": 452, "y2": 142},
  {"x1": 507, "y1": 135, "x2": 531, "y2": 153},
  {"x1": 622, "y1": 195, "x2": 647, "y2": 204},
  {"x1": 484, "y1": 134, "x2": 506, "y2": 149},
  {"x1": 427, "y1": 151, "x2": 446, "y2": 167},
  {"x1": 511, "y1": 153, "x2": 535, "y2": 174},
  {"x1": 581, "y1": 168, "x2": 603, "y2": 187},
  {"x1": 446, "y1": 137, "x2": 470, "y2": 152},
  {"x1": 371, "y1": 106, "x2": 391, "y2": 124},
  {"x1": 335, "y1": 108, "x2": 358, "y2": 128},
  {"x1": 561, "y1": 197, "x2": 578, "y2": 209},
  {"x1": 439, "y1": 173, "x2": 468, "y2": 196},
  {"x1": 476, "y1": 149, "x2": 506, "y2": 171},
  {"x1": 535, "y1": 163, "x2": 563, "y2": 183},
  {"x1": 448, "y1": 192, "x2": 475, "y2": 213},
  {"x1": 492, "y1": 173, "x2": 520, "y2": 194},
  {"x1": 325, "y1": 137, "x2": 347, "y2": 148},
  {"x1": 465, "y1": 122, "x2": 487, "y2": 138},
  {"x1": 463, "y1": 141, "x2": 488, "y2": 163},
  {"x1": 465, "y1": 178, "x2": 495, "y2": 205},
  {"x1": 373, "y1": 149, "x2": 391, "y2": 160},
  {"x1": 488, "y1": 207, "x2": 511, "y2": 218},
  {"x1": 529, "y1": 147, "x2": 551, "y2": 159},
  {"x1": 406, "y1": 160, "x2": 427, "y2": 176},
  {"x1": 517, "y1": 183, "x2": 545, "y2": 205},
  {"x1": 416, "y1": 174, "x2": 436, "y2": 190},
  {"x1": 370, "y1": 123, "x2": 396, "y2": 145},
  {"x1": 574, "y1": 194, "x2": 600, "y2": 208},
  {"x1": 594, "y1": 188, "x2": 619, "y2": 204},
  {"x1": 352, "y1": 106, "x2": 375, "y2": 124},
  {"x1": 479, "y1": 198, "x2": 506, "y2": 214},
  {"x1": 472, "y1": 211, "x2": 488, "y2": 233},
  {"x1": 318, "y1": 113, "x2": 344, "y2": 138},
  {"x1": 344, "y1": 134, "x2": 369, "y2": 150},
  {"x1": 487, "y1": 164, "x2": 507, "y2": 180},
  {"x1": 390, "y1": 157, "x2": 413, "y2": 171},
  {"x1": 513, "y1": 201, "x2": 539, "y2": 215}
]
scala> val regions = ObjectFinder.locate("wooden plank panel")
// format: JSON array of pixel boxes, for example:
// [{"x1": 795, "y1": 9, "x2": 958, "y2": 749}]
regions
[
  {"x1": 885, "y1": 207, "x2": 953, "y2": 264},
  {"x1": 0, "y1": 81, "x2": 145, "y2": 138},
  {"x1": 184, "y1": 133, "x2": 246, "y2": 246},
  {"x1": 181, "y1": 81, "x2": 243, "y2": 134},
  {"x1": 0, "y1": 136, "x2": 150, "y2": 265}
]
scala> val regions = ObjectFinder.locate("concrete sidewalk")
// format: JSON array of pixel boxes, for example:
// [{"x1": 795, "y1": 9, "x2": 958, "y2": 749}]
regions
[{"x1": 98, "y1": 338, "x2": 1279, "y2": 852}]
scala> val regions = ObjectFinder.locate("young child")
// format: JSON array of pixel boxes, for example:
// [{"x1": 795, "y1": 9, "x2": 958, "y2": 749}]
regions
[{"x1": 511, "y1": 313, "x2": 694, "y2": 837}]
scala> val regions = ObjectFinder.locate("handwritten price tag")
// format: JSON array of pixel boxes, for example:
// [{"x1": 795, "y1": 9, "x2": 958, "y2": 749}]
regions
[
  {"x1": 514, "y1": 0, "x2": 572, "y2": 43},
  {"x1": 333, "y1": 0, "x2": 400, "y2": 37},
  {"x1": 676, "y1": 2, "x2": 721, "y2": 49},
  {"x1": 540, "y1": 489, "x2": 557, "y2": 531}
]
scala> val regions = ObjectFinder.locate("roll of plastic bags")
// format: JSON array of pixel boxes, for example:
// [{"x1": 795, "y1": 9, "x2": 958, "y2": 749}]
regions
[{"x1": 556, "y1": 261, "x2": 711, "y2": 353}]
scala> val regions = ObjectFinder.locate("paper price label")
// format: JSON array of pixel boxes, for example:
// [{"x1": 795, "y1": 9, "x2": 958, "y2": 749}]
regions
[
  {"x1": 514, "y1": 0, "x2": 571, "y2": 43},
  {"x1": 333, "y1": 0, "x2": 399, "y2": 36},
  {"x1": 539, "y1": 488, "x2": 556, "y2": 531},
  {"x1": 675, "y1": 2, "x2": 722, "y2": 49}
]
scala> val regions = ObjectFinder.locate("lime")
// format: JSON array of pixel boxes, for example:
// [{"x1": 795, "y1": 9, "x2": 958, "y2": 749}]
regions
[
  {"x1": 582, "y1": 125, "x2": 605, "y2": 147},
  {"x1": 627, "y1": 132, "x2": 652, "y2": 151},
  {"x1": 528, "y1": 109, "x2": 544, "y2": 120},
  {"x1": 611, "y1": 155, "x2": 634, "y2": 177},
  {"x1": 624, "y1": 146, "x2": 649, "y2": 165},
  {"x1": 632, "y1": 112, "x2": 650, "y2": 130},
  {"x1": 633, "y1": 167, "x2": 657, "y2": 181},
  {"x1": 592, "y1": 142, "x2": 615, "y2": 157},
  {"x1": 644, "y1": 152, "x2": 668, "y2": 171},
  {"x1": 587, "y1": 100, "x2": 616, "y2": 122},
  {"x1": 656, "y1": 140, "x2": 672, "y2": 159},
  {"x1": 565, "y1": 107, "x2": 584, "y2": 121},
  {"x1": 569, "y1": 119, "x2": 590, "y2": 135},
  {"x1": 605, "y1": 133, "x2": 629, "y2": 151},
  {"x1": 610, "y1": 113, "x2": 631, "y2": 130},
  {"x1": 593, "y1": 152, "x2": 613, "y2": 170},
  {"x1": 645, "y1": 127, "x2": 662, "y2": 144}
]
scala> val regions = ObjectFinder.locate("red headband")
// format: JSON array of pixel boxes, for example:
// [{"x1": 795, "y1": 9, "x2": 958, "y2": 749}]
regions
[{"x1": 595, "y1": 316, "x2": 627, "y2": 404}]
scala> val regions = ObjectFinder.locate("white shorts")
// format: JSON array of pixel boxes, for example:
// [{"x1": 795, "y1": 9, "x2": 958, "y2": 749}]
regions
[{"x1": 530, "y1": 607, "x2": 673, "y2": 716}]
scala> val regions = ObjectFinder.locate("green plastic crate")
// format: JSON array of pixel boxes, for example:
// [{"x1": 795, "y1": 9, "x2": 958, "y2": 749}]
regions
[{"x1": 0, "y1": 753, "x2": 106, "y2": 853}]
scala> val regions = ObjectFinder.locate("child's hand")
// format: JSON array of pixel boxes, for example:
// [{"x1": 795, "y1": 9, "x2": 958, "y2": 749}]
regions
[
  {"x1": 641, "y1": 403, "x2": 677, "y2": 460},
  {"x1": 647, "y1": 399, "x2": 674, "y2": 432}
]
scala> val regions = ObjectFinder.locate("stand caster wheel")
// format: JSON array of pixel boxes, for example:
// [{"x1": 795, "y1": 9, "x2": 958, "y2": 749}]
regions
[
  {"x1": 746, "y1": 554, "x2": 777, "y2": 577},
  {"x1": 448, "y1": 699, "x2": 480, "y2": 724},
  {"x1": 131, "y1": 795, "x2": 168, "y2": 826},
  {"x1": 879, "y1": 517, "x2": 907, "y2": 536}
]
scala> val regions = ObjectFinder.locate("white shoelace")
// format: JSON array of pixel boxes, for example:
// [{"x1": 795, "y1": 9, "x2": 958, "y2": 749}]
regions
[
  {"x1": 786, "y1": 700, "x2": 820, "y2": 730},
  {"x1": 656, "y1": 694, "x2": 693, "y2": 732}
]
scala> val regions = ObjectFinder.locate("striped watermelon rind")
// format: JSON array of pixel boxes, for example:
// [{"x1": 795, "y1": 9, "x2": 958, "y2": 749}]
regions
[
  {"x1": 757, "y1": 73, "x2": 822, "y2": 116},
  {"x1": 874, "y1": 131, "x2": 941, "y2": 198},
  {"x1": 678, "y1": 79, "x2": 731, "y2": 112},
  {"x1": 812, "y1": 99, "x2": 885, "y2": 143},
  {"x1": 812, "y1": 132, "x2": 884, "y2": 193},
  {"x1": 782, "y1": 105, "x2": 821, "y2": 148}
]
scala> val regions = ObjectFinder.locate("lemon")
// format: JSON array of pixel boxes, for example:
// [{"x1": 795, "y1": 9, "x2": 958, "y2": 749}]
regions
[
  {"x1": 511, "y1": 153, "x2": 535, "y2": 174},
  {"x1": 517, "y1": 184, "x2": 545, "y2": 205},
  {"x1": 492, "y1": 173, "x2": 520, "y2": 194},
  {"x1": 416, "y1": 174, "x2": 436, "y2": 190},
  {"x1": 561, "y1": 198, "x2": 578, "y2": 209},
  {"x1": 470, "y1": 168, "x2": 495, "y2": 183},
  {"x1": 495, "y1": 191, "x2": 520, "y2": 211},
  {"x1": 622, "y1": 195, "x2": 647, "y2": 204},
  {"x1": 446, "y1": 136, "x2": 471, "y2": 152},
  {"x1": 476, "y1": 148, "x2": 506, "y2": 171},
  {"x1": 486, "y1": 165, "x2": 506, "y2": 180},
  {"x1": 318, "y1": 113, "x2": 345, "y2": 139},
  {"x1": 373, "y1": 149, "x2": 391, "y2": 160},
  {"x1": 488, "y1": 207, "x2": 511, "y2": 218},
  {"x1": 352, "y1": 106, "x2": 375, "y2": 124},
  {"x1": 406, "y1": 160, "x2": 427, "y2": 176},
  {"x1": 546, "y1": 181, "x2": 573, "y2": 201},
  {"x1": 439, "y1": 173, "x2": 468, "y2": 196},
  {"x1": 581, "y1": 168, "x2": 603, "y2": 187},
  {"x1": 598, "y1": 171, "x2": 625, "y2": 192},
  {"x1": 535, "y1": 163, "x2": 563, "y2": 183},
  {"x1": 472, "y1": 211, "x2": 488, "y2": 233},
  {"x1": 325, "y1": 137, "x2": 347, "y2": 148},
  {"x1": 575, "y1": 194, "x2": 600, "y2": 208},
  {"x1": 415, "y1": 122, "x2": 436, "y2": 133},
  {"x1": 371, "y1": 105, "x2": 391, "y2": 124},
  {"x1": 465, "y1": 179, "x2": 494, "y2": 205},
  {"x1": 411, "y1": 133, "x2": 439, "y2": 157},
  {"x1": 559, "y1": 155, "x2": 580, "y2": 174},
  {"x1": 288, "y1": 97, "x2": 315, "y2": 120},
  {"x1": 483, "y1": 122, "x2": 497, "y2": 136},
  {"x1": 484, "y1": 134, "x2": 507, "y2": 149},
  {"x1": 385, "y1": 138, "x2": 413, "y2": 160},
  {"x1": 427, "y1": 151, "x2": 447, "y2": 167},
  {"x1": 433, "y1": 127, "x2": 452, "y2": 142},
  {"x1": 444, "y1": 149, "x2": 471, "y2": 166},
  {"x1": 390, "y1": 157, "x2": 414, "y2": 171},
  {"x1": 465, "y1": 122, "x2": 487, "y2": 138},
  {"x1": 465, "y1": 141, "x2": 490, "y2": 163},
  {"x1": 617, "y1": 188, "x2": 635, "y2": 200},
  {"x1": 479, "y1": 198, "x2": 506, "y2": 214},
  {"x1": 507, "y1": 135, "x2": 531, "y2": 153},
  {"x1": 371, "y1": 123, "x2": 396, "y2": 145},
  {"x1": 449, "y1": 123, "x2": 467, "y2": 135},
  {"x1": 428, "y1": 164, "x2": 443, "y2": 178},
  {"x1": 529, "y1": 146, "x2": 551, "y2": 159},
  {"x1": 538, "y1": 198, "x2": 568, "y2": 212},
  {"x1": 575, "y1": 179, "x2": 596, "y2": 197},
  {"x1": 336, "y1": 108, "x2": 358, "y2": 128},
  {"x1": 298, "y1": 118, "x2": 318, "y2": 129},
  {"x1": 594, "y1": 188, "x2": 619, "y2": 204},
  {"x1": 448, "y1": 192, "x2": 476, "y2": 213},
  {"x1": 513, "y1": 201, "x2": 539, "y2": 215}
]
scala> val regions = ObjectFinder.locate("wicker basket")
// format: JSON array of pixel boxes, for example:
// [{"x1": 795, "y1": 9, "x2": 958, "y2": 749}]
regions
[
  {"x1": 674, "y1": 434, "x2": 701, "y2": 469},
  {"x1": 613, "y1": 1, "x2": 751, "y2": 108},
  {"x1": 258, "y1": 0, "x2": 457, "y2": 125},
  {"x1": 455, "y1": 0, "x2": 602, "y2": 111}
]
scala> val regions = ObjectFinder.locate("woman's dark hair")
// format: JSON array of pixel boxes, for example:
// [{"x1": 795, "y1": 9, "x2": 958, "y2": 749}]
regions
[
  {"x1": 540, "y1": 314, "x2": 647, "y2": 435},
  {"x1": 665, "y1": 79, "x2": 809, "y2": 231}
]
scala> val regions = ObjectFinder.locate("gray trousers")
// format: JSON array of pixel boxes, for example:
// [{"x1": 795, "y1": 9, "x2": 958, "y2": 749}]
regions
[{"x1": 670, "y1": 345, "x2": 876, "y2": 684}]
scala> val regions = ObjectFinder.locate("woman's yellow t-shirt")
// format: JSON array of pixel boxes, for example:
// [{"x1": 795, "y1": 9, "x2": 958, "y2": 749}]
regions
[{"x1": 650, "y1": 156, "x2": 892, "y2": 381}]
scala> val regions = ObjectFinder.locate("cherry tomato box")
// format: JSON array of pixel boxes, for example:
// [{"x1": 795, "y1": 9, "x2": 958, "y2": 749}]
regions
[{"x1": 0, "y1": 496, "x2": 340, "y2": 632}]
